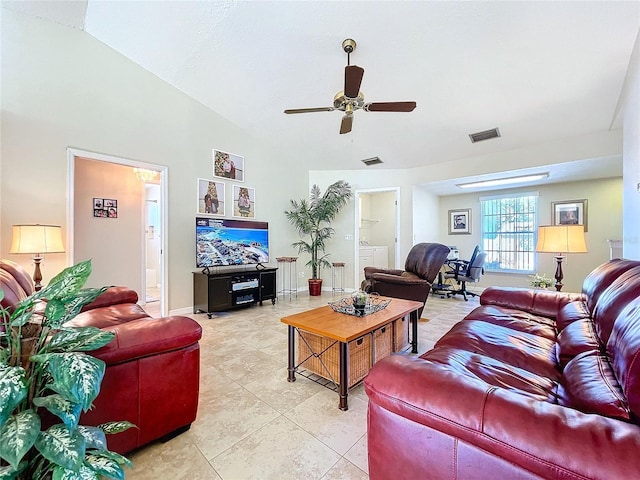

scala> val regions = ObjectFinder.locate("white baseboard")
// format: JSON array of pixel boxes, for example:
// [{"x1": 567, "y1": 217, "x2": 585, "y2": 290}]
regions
[{"x1": 170, "y1": 306, "x2": 195, "y2": 316}]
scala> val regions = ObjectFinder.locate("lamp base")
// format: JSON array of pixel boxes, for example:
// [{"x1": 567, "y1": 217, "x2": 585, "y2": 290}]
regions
[
  {"x1": 32, "y1": 255, "x2": 43, "y2": 292},
  {"x1": 554, "y1": 255, "x2": 564, "y2": 292}
]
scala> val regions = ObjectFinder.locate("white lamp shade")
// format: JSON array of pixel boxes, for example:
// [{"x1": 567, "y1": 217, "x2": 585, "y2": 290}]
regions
[
  {"x1": 536, "y1": 225, "x2": 587, "y2": 254},
  {"x1": 10, "y1": 224, "x2": 65, "y2": 255}
]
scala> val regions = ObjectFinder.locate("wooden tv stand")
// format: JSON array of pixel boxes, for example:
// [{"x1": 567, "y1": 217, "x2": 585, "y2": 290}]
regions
[{"x1": 193, "y1": 267, "x2": 277, "y2": 318}]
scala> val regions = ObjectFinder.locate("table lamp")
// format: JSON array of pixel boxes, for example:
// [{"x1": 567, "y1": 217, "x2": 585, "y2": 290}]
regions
[
  {"x1": 536, "y1": 225, "x2": 587, "y2": 291},
  {"x1": 10, "y1": 224, "x2": 65, "y2": 291}
]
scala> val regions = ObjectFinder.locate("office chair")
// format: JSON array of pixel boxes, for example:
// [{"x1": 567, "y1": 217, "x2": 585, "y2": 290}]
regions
[{"x1": 444, "y1": 246, "x2": 487, "y2": 301}]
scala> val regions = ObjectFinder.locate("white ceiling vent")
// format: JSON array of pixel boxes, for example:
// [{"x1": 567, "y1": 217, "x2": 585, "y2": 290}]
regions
[
  {"x1": 362, "y1": 157, "x2": 383, "y2": 166},
  {"x1": 469, "y1": 128, "x2": 501, "y2": 143}
]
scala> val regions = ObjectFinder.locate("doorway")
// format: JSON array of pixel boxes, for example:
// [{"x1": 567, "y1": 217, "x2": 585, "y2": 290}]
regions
[
  {"x1": 67, "y1": 148, "x2": 168, "y2": 316},
  {"x1": 354, "y1": 188, "x2": 400, "y2": 288}
]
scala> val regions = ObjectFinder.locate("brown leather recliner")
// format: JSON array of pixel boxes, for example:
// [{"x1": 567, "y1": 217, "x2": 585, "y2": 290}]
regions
[{"x1": 361, "y1": 242, "x2": 450, "y2": 317}]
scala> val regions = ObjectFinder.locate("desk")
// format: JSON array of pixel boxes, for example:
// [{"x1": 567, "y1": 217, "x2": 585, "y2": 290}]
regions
[{"x1": 281, "y1": 297, "x2": 422, "y2": 410}]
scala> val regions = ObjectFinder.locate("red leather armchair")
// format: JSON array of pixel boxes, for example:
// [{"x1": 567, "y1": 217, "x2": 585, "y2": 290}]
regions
[
  {"x1": 361, "y1": 242, "x2": 450, "y2": 317},
  {"x1": 0, "y1": 259, "x2": 202, "y2": 454}
]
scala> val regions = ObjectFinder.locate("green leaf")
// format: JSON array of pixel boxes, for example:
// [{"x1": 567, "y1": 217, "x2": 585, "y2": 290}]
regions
[
  {"x1": 34, "y1": 261, "x2": 92, "y2": 302},
  {"x1": 33, "y1": 394, "x2": 82, "y2": 430},
  {"x1": 88, "y1": 449, "x2": 132, "y2": 468},
  {"x1": 0, "y1": 410, "x2": 41, "y2": 470},
  {"x1": 0, "y1": 365, "x2": 27, "y2": 426},
  {"x1": 77, "y1": 426, "x2": 107, "y2": 451},
  {"x1": 36, "y1": 424, "x2": 86, "y2": 471},
  {"x1": 45, "y1": 299, "x2": 67, "y2": 324},
  {"x1": 97, "y1": 421, "x2": 136, "y2": 436},
  {"x1": 83, "y1": 453, "x2": 125, "y2": 480},
  {"x1": 9, "y1": 306, "x2": 33, "y2": 327},
  {"x1": 0, "y1": 461, "x2": 26, "y2": 480},
  {"x1": 47, "y1": 327, "x2": 115, "y2": 353},
  {"x1": 52, "y1": 288, "x2": 108, "y2": 328},
  {"x1": 52, "y1": 463, "x2": 98, "y2": 480},
  {"x1": 31, "y1": 353, "x2": 105, "y2": 411}
]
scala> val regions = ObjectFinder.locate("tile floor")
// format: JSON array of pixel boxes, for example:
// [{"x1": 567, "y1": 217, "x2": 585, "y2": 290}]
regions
[{"x1": 125, "y1": 291, "x2": 481, "y2": 479}]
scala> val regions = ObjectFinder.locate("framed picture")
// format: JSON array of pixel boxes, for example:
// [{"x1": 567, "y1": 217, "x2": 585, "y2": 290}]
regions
[
  {"x1": 233, "y1": 185, "x2": 255, "y2": 218},
  {"x1": 213, "y1": 149, "x2": 244, "y2": 182},
  {"x1": 93, "y1": 198, "x2": 117, "y2": 218},
  {"x1": 552, "y1": 199, "x2": 588, "y2": 232},
  {"x1": 448, "y1": 208, "x2": 471, "y2": 235},
  {"x1": 197, "y1": 178, "x2": 225, "y2": 216}
]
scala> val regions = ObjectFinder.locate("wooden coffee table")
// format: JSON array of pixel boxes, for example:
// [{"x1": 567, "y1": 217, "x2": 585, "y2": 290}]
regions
[{"x1": 281, "y1": 297, "x2": 423, "y2": 410}]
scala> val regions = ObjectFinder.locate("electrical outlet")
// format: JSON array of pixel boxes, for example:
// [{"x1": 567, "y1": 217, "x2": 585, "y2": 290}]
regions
[
  {"x1": 298, "y1": 271, "x2": 305, "y2": 278},
  {"x1": 344, "y1": 234, "x2": 353, "y2": 240}
]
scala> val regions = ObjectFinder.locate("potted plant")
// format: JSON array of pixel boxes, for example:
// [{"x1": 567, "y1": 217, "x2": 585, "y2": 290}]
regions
[
  {"x1": 0, "y1": 260, "x2": 133, "y2": 480},
  {"x1": 285, "y1": 180, "x2": 353, "y2": 296},
  {"x1": 529, "y1": 273, "x2": 555, "y2": 289},
  {"x1": 351, "y1": 290, "x2": 368, "y2": 316}
]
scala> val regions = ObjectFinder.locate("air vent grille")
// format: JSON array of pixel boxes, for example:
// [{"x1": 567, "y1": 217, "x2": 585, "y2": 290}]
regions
[
  {"x1": 362, "y1": 157, "x2": 383, "y2": 166},
  {"x1": 469, "y1": 128, "x2": 501, "y2": 143}
]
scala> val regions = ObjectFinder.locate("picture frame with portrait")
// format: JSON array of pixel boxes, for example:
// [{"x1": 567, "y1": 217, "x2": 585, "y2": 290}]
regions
[
  {"x1": 197, "y1": 178, "x2": 225, "y2": 216},
  {"x1": 233, "y1": 185, "x2": 255, "y2": 219},
  {"x1": 448, "y1": 208, "x2": 471, "y2": 235},
  {"x1": 212, "y1": 149, "x2": 244, "y2": 182},
  {"x1": 552, "y1": 199, "x2": 588, "y2": 232}
]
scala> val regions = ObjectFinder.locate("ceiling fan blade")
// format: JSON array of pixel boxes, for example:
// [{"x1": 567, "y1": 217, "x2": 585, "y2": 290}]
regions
[
  {"x1": 284, "y1": 107, "x2": 335, "y2": 114},
  {"x1": 344, "y1": 65, "x2": 364, "y2": 98},
  {"x1": 364, "y1": 101, "x2": 417, "y2": 112},
  {"x1": 340, "y1": 114, "x2": 353, "y2": 134}
]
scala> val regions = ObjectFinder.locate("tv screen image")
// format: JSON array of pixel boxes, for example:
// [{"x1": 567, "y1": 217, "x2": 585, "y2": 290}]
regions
[{"x1": 196, "y1": 217, "x2": 269, "y2": 267}]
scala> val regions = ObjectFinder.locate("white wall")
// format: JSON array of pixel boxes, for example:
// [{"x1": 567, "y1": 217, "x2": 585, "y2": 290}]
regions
[
  {"x1": 1, "y1": 10, "x2": 309, "y2": 312},
  {"x1": 437, "y1": 178, "x2": 622, "y2": 292},
  {"x1": 622, "y1": 31, "x2": 640, "y2": 259}
]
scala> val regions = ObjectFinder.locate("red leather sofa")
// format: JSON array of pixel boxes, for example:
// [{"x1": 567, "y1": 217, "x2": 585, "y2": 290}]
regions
[
  {"x1": 0, "y1": 260, "x2": 202, "y2": 454},
  {"x1": 364, "y1": 259, "x2": 640, "y2": 480}
]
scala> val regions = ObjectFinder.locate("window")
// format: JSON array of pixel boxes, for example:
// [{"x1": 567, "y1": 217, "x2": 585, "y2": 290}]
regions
[{"x1": 481, "y1": 192, "x2": 538, "y2": 273}]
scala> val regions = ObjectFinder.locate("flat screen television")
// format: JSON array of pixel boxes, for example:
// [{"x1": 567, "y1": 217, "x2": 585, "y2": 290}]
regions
[{"x1": 196, "y1": 217, "x2": 269, "y2": 268}]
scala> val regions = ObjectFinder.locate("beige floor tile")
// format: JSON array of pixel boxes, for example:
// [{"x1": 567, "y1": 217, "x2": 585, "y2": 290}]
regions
[
  {"x1": 344, "y1": 433, "x2": 368, "y2": 474},
  {"x1": 285, "y1": 388, "x2": 368, "y2": 456},
  {"x1": 321, "y1": 458, "x2": 368, "y2": 480},
  {"x1": 211, "y1": 415, "x2": 340, "y2": 480},
  {"x1": 125, "y1": 431, "x2": 220, "y2": 479}
]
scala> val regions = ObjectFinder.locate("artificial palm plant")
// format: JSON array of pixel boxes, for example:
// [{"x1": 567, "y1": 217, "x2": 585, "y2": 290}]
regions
[
  {"x1": 285, "y1": 180, "x2": 352, "y2": 293},
  {"x1": 0, "y1": 260, "x2": 133, "y2": 480}
]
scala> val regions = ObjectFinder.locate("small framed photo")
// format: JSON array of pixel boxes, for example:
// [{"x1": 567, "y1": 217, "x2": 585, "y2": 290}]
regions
[
  {"x1": 213, "y1": 149, "x2": 244, "y2": 182},
  {"x1": 233, "y1": 185, "x2": 255, "y2": 218},
  {"x1": 448, "y1": 208, "x2": 471, "y2": 235},
  {"x1": 93, "y1": 198, "x2": 117, "y2": 218},
  {"x1": 197, "y1": 178, "x2": 225, "y2": 216},
  {"x1": 552, "y1": 199, "x2": 588, "y2": 232}
]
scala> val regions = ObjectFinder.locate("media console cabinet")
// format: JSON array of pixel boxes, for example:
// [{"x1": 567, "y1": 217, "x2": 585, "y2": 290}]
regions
[{"x1": 193, "y1": 267, "x2": 278, "y2": 317}]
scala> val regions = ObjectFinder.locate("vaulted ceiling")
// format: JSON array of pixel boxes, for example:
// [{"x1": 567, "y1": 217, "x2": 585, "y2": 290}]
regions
[{"x1": 4, "y1": 1, "x2": 639, "y2": 190}]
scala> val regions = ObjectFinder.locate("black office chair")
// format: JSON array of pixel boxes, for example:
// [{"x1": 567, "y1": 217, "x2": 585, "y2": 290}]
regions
[{"x1": 444, "y1": 246, "x2": 486, "y2": 301}]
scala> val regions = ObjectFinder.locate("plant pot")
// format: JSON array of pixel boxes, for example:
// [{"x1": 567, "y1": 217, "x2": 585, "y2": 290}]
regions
[{"x1": 308, "y1": 278, "x2": 323, "y2": 296}]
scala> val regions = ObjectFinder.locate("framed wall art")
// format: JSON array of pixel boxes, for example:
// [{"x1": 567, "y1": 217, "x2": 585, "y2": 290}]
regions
[
  {"x1": 93, "y1": 198, "x2": 117, "y2": 218},
  {"x1": 448, "y1": 208, "x2": 471, "y2": 235},
  {"x1": 233, "y1": 185, "x2": 255, "y2": 218},
  {"x1": 552, "y1": 199, "x2": 588, "y2": 232},
  {"x1": 197, "y1": 178, "x2": 225, "y2": 216},
  {"x1": 213, "y1": 149, "x2": 244, "y2": 182}
]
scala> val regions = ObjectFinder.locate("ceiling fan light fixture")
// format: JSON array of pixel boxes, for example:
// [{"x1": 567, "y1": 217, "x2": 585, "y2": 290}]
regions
[{"x1": 362, "y1": 157, "x2": 383, "y2": 166}]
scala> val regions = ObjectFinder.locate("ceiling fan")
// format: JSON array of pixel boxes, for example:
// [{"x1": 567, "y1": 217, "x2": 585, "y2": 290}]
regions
[{"x1": 284, "y1": 39, "x2": 417, "y2": 134}]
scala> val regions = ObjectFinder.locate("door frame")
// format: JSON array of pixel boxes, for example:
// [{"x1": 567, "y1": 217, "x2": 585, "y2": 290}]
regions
[
  {"x1": 66, "y1": 147, "x2": 169, "y2": 316},
  {"x1": 354, "y1": 187, "x2": 401, "y2": 289}
]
